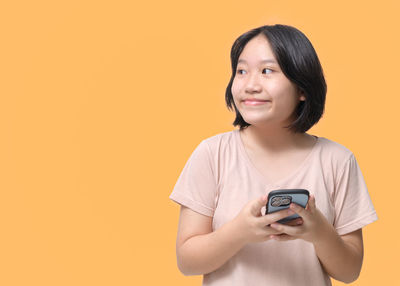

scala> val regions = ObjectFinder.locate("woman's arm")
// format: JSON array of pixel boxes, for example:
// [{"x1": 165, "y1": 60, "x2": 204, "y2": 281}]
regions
[
  {"x1": 176, "y1": 206, "x2": 246, "y2": 276},
  {"x1": 175, "y1": 195, "x2": 298, "y2": 275},
  {"x1": 269, "y1": 195, "x2": 364, "y2": 283},
  {"x1": 313, "y1": 228, "x2": 363, "y2": 283}
]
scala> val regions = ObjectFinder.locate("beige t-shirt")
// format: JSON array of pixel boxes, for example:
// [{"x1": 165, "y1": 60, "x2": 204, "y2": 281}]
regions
[{"x1": 170, "y1": 129, "x2": 378, "y2": 286}]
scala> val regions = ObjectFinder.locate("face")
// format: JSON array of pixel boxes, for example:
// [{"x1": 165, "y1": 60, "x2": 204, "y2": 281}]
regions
[{"x1": 231, "y1": 34, "x2": 305, "y2": 128}]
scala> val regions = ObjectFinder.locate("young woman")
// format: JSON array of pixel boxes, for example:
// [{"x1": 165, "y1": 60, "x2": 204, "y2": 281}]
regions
[{"x1": 169, "y1": 24, "x2": 378, "y2": 286}]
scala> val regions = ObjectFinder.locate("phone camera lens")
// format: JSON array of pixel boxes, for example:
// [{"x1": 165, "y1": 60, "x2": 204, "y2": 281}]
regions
[{"x1": 271, "y1": 196, "x2": 292, "y2": 207}]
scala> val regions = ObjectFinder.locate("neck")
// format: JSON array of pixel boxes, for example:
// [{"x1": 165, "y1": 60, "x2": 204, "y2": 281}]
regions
[{"x1": 240, "y1": 124, "x2": 311, "y2": 155}]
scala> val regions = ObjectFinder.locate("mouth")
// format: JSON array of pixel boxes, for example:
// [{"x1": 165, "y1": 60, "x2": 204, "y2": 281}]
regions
[{"x1": 243, "y1": 99, "x2": 271, "y2": 106}]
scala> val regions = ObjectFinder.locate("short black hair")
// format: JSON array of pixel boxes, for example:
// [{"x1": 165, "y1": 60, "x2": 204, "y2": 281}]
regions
[{"x1": 225, "y1": 24, "x2": 327, "y2": 133}]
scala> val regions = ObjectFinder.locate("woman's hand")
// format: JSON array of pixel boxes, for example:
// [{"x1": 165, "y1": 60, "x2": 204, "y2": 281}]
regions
[
  {"x1": 233, "y1": 194, "x2": 301, "y2": 244},
  {"x1": 268, "y1": 194, "x2": 333, "y2": 243}
]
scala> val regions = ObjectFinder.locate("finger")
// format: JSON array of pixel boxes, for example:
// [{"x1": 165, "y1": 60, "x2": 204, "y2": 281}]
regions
[
  {"x1": 289, "y1": 202, "x2": 310, "y2": 220},
  {"x1": 284, "y1": 217, "x2": 303, "y2": 226},
  {"x1": 264, "y1": 227, "x2": 284, "y2": 236},
  {"x1": 270, "y1": 222, "x2": 303, "y2": 236},
  {"x1": 259, "y1": 208, "x2": 295, "y2": 225},
  {"x1": 250, "y1": 194, "x2": 269, "y2": 216},
  {"x1": 308, "y1": 194, "x2": 316, "y2": 210},
  {"x1": 270, "y1": 234, "x2": 297, "y2": 241}
]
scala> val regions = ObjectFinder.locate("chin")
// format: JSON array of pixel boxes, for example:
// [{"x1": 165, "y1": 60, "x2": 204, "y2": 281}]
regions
[{"x1": 241, "y1": 114, "x2": 273, "y2": 125}]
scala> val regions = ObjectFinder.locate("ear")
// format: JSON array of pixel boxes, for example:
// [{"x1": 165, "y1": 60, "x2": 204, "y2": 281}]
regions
[{"x1": 297, "y1": 88, "x2": 305, "y2": 101}]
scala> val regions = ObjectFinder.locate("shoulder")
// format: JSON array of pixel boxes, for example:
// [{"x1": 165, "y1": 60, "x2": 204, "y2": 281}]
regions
[
  {"x1": 185, "y1": 130, "x2": 236, "y2": 162},
  {"x1": 314, "y1": 136, "x2": 362, "y2": 187},
  {"x1": 194, "y1": 130, "x2": 238, "y2": 162},
  {"x1": 314, "y1": 136, "x2": 358, "y2": 176},
  {"x1": 201, "y1": 130, "x2": 236, "y2": 149},
  {"x1": 317, "y1": 136, "x2": 354, "y2": 162}
]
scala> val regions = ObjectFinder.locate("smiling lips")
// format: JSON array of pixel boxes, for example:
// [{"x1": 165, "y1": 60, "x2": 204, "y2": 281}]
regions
[{"x1": 243, "y1": 98, "x2": 271, "y2": 106}]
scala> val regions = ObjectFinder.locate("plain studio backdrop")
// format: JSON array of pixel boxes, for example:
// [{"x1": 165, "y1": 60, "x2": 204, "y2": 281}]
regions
[{"x1": 0, "y1": 0, "x2": 398, "y2": 285}]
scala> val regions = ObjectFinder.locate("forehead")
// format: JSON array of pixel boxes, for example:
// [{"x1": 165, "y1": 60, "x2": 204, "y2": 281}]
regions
[{"x1": 238, "y1": 34, "x2": 277, "y2": 64}]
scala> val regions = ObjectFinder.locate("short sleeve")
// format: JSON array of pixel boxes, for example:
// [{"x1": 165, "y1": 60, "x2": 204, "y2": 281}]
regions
[
  {"x1": 169, "y1": 140, "x2": 217, "y2": 217},
  {"x1": 333, "y1": 154, "x2": 378, "y2": 235}
]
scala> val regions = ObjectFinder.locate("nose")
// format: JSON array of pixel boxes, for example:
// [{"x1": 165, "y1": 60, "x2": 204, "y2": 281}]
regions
[{"x1": 245, "y1": 73, "x2": 262, "y2": 93}]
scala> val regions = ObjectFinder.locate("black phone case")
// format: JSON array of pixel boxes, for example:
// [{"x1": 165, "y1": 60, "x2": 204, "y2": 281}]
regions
[{"x1": 265, "y1": 189, "x2": 309, "y2": 223}]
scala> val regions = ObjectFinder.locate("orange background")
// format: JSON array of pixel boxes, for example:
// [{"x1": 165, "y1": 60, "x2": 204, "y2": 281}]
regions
[{"x1": 0, "y1": 0, "x2": 398, "y2": 285}]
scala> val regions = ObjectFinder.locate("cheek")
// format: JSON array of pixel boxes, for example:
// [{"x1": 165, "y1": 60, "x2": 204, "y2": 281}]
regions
[
  {"x1": 267, "y1": 78, "x2": 287, "y2": 94},
  {"x1": 231, "y1": 77, "x2": 242, "y2": 97},
  {"x1": 270, "y1": 81, "x2": 297, "y2": 102}
]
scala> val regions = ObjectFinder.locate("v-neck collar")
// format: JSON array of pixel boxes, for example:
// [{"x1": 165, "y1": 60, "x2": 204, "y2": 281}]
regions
[{"x1": 234, "y1": 129, "x2": 321, "y2": 188}]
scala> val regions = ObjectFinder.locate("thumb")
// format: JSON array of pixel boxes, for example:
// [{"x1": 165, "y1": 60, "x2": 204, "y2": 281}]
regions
[{"x1": 250, "y1": 194, "x2": 268, "y2": 216}]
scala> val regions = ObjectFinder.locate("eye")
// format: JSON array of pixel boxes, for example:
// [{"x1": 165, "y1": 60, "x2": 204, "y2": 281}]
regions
[
  {"x1": 262, "y1": 68, "x2": 273, "y2": 74},
  {"x1": 236, "y1": 69, "x2": 246, "y2": 75}
]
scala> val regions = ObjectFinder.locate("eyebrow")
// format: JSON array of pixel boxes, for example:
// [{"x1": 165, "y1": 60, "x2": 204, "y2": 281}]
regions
[{"x1": 237, "y1": 59, "x2": 277, "y2": 64}]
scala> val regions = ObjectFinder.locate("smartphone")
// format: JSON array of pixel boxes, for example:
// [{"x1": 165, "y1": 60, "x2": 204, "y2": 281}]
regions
[{"x1": 265, "y1": 189, "x2": 309, "y2": 223}]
